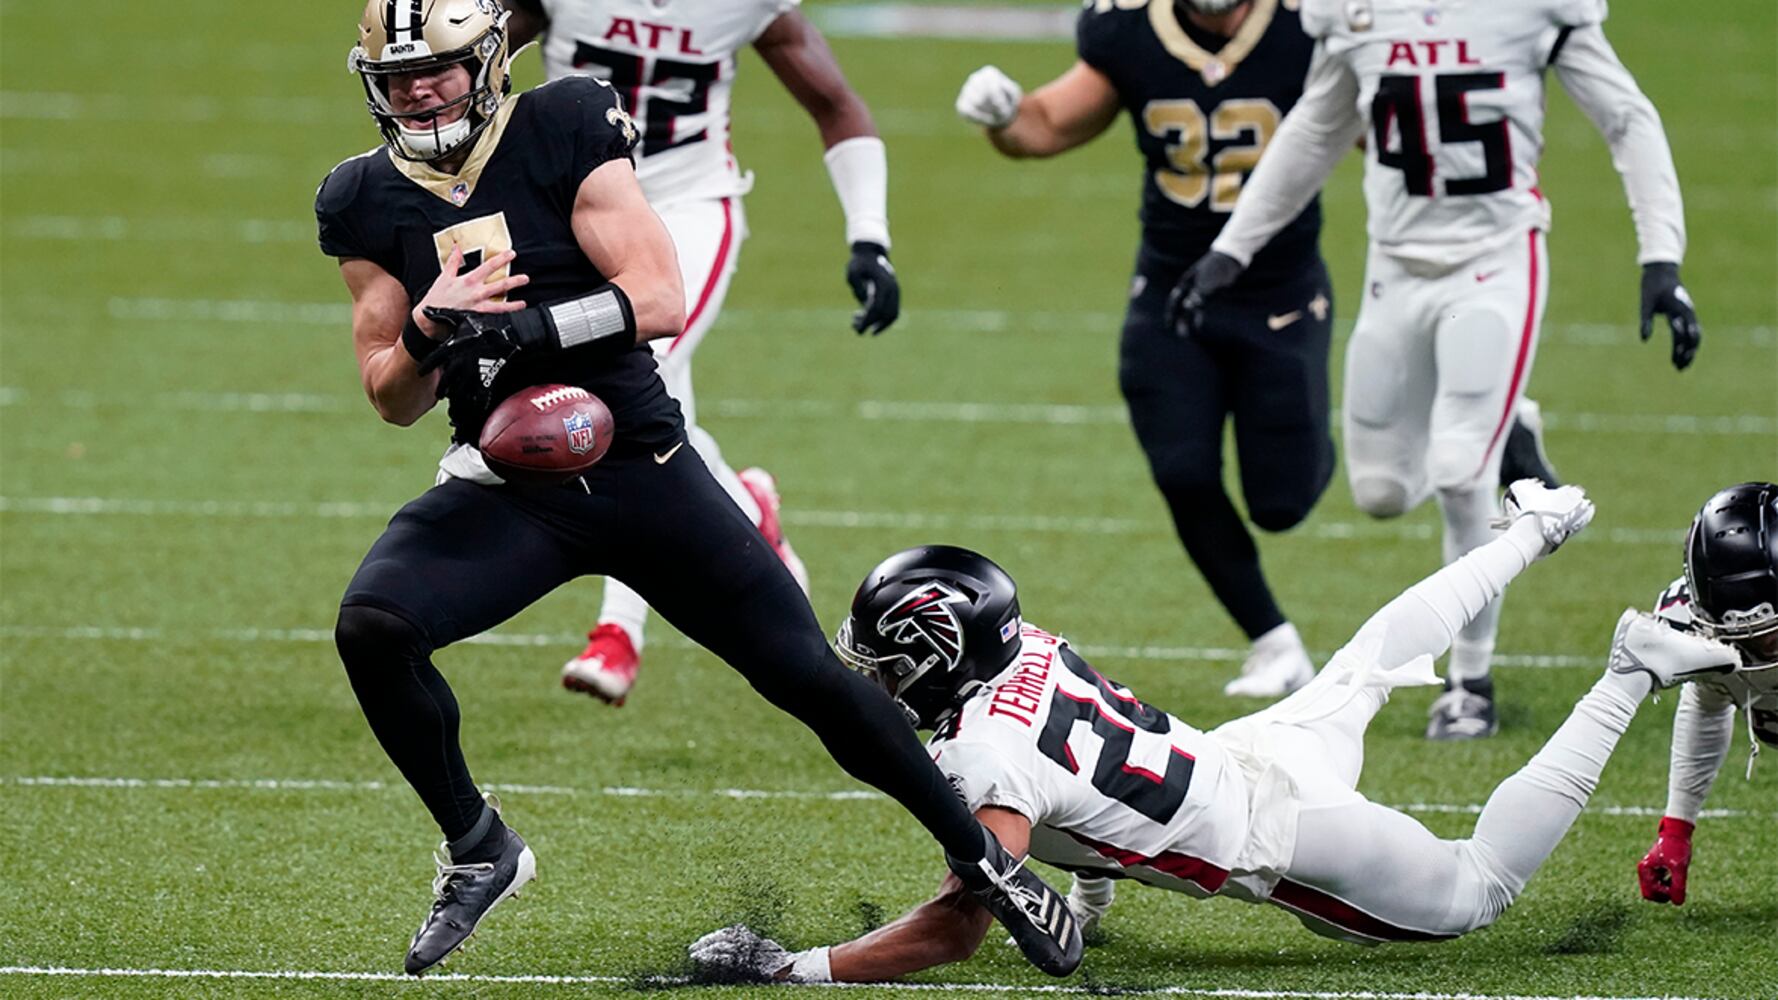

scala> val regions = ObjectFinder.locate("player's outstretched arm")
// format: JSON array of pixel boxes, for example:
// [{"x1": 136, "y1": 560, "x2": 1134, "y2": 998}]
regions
[
  {"x1": 1552, "y1": 25, "x2": 1697, "y2": 369},
  {"x1": 1639, "y1": 681, "x2": 1737, "y2": 904},
  {"x1": 342, "y1": 249, "x2": 527, "y2": 426},
  {"x1": 571, "y1": 159, "x2": 686, "y2": 342},
  {"x1": 956, "y1": 62, "x2": 1119, "y2": 160},
  {"x1": 755, "y1": 11, "x2": 901, "y2": 334},
  {"x1": 1208, "y1": 44, "x2": 1362, "y2": 268},
  {"x1": 687, "y1": 807, "x2": 1020, "y2": 983}
]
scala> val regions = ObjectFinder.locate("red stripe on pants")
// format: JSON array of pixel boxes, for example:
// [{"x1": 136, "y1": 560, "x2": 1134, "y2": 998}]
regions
[
  {"x1": 1475, "y1": 229, "x2": 1541, "y2": 477},
  {"x1": 668, "y1": 197, "x2": 734, "y2": 354}
]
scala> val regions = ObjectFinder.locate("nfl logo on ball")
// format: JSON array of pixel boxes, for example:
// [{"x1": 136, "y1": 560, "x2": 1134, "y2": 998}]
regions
[{"x1": 563, "y1": 411, "x2": 596, "y2": 455}]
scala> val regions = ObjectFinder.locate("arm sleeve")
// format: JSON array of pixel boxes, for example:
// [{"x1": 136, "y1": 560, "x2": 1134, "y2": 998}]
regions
[
  {"x1": 936, "y1": 738, "x2": 1046, "y2": 826},
  {"x1": 1663, "y1": 680, "x2": 1737, "y2": 823},
  {"x1": 1209, "y1": 42, "x2": 1364, "y2": 266},
  {"x1": 1553, "y1": 25, "x2": 1686, "y2": 264}
]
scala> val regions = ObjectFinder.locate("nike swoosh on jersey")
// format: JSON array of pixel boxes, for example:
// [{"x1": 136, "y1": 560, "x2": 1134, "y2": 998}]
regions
[
  {"x1": 653, "y1": 441, "x2": 685, "y2": 465},
  {"x1": 1475, "y1": 269, "x2": 1504, "y2": 283},
  {"x1": 1266, "y1": 311, "x2": 1302, "y2": 331}
]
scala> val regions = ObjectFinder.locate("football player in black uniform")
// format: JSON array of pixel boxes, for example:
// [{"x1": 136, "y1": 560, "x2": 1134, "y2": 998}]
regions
[
  {"x1": 316, "y1": 0, "x2": 1079, "y2": 977},
  {"x1": 954, "y1": 0, "x2": 1331, "y2": 698}
]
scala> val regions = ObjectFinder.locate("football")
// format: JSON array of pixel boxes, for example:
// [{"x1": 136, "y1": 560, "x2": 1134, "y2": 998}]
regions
[{"x1": 478, "y1": 384, "x2": 614, "y2": 485}]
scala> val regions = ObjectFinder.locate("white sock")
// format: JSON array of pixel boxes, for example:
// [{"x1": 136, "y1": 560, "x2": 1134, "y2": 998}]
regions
[
  {"x1": 1467, "y1": 669, "x2": 1649, "y2": 907},
  {"x1": 1345, "y1": 517, "x2": 1544, "y2": 674},
  {"x1": 597, "y1": 582, "x2": 650, "y2": 652},
  {"x1": 1437, "y1": 486, "x2": 1504, "y2": 680}
]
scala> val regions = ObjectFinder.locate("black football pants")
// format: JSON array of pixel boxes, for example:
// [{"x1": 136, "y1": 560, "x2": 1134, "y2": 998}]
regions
[
  {"x1": 333, "y1": 442, "x2": 981, "y2": 859},
  {"x1": 1118, "y1": 259, "x2": 1335, "y2": 640}
]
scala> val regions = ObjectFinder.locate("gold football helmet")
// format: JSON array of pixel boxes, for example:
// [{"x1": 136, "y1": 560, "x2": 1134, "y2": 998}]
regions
[{"x1": 348, "y1": 0, "x2": 512, "y2": 162}]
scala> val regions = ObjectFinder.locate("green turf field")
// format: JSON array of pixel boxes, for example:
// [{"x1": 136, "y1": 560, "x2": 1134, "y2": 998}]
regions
[{"x1": 1, "y1": 0, "x2": 1774, "y2": 996}]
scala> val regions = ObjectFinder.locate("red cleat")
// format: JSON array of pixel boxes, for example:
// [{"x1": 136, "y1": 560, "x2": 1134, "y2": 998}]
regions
[
  {"x1": 737, "y1": 467, "x2": 810, "y2": 595},
  {"x1": 561, "y1": 623, "x2": 640, "y2": 705}
]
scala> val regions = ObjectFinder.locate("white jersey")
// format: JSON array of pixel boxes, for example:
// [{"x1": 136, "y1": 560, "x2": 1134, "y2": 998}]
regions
[
  {"x1": 535, "y1": 0, "x2": 797, "y2": 204},
  {"x1": 1215, "y1": 0, "x2": 1684, "y2": 270},
  {"x1": 1300, "y1": 0, "x2": 1604, "y2": 262},
  {"x1": 930, "y1": 626, "x2": 1256, "y2": 899}
]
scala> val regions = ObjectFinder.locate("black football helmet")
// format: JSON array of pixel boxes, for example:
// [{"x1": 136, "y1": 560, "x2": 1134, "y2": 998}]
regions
[
  {"x1": 1685, "y1": 482, "x2": 1778, "y2": 666},
  {"x1": 835, "y1": 546, "x2": 1023, "y2": 728}
]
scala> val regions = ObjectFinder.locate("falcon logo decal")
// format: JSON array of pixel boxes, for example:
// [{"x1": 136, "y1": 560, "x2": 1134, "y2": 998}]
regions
[{"x1": 877, "y1": 583, "x2": 968, "y2": 673}]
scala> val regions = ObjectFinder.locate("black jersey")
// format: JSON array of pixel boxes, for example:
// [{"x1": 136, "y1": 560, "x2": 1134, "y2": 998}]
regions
[
  {"x1": 315, "y1": 76, "x2": 680, "y2": 448},
  {"x1": 1079, "y1": 0, "x2": 1321, "y2": 291}
]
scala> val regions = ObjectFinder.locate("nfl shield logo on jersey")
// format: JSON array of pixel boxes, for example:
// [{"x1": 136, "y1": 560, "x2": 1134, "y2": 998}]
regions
[{"x1": 563, "y1": 411, "x2": 596, "y2": 455}]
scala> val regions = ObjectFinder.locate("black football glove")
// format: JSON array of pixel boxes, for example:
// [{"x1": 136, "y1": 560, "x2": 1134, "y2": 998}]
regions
[
  {"x1": 846, "y1": 242, "x2": 900, "y2": 335},
  {"x1": 419, "y1": 307, "x2": 542, "y2": 409},
  {"x1": 1166, "y1": 251, "x2": 1244, "y2": 338},
  {"x1": 1639, "y1": 262, "x2": 1701, "y2": 370}
]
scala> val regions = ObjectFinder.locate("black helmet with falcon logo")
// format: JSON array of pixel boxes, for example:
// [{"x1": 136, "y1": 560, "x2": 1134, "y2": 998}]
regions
[
  {"x1": 836, "y1": 545, "x2": 1022, "y2": 728},
  {"x1": 1686, "y1": 482, "x2": 1778, "y2": 667}
]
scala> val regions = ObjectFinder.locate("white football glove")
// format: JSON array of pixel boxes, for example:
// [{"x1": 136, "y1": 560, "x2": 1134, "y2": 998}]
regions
[
  {"x1": 956, "y1": 66, "x2": 1024, "y2": 129},
  {"x1": 688, "y1": 925, "x2": 831, "y2": 983},
  {"x1": 1607, "y1": 609, "x2": 1740, "y2": 690},
  {"x1": 1494, "y1": 479, "x2": 1595, "y2": 558}
]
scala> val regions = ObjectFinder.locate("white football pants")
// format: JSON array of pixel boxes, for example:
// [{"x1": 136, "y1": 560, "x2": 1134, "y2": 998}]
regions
[
  {"x1": 597, "y1": 196, "x2": 762, "y2": 649},
  {"x1": 1233, "y1": 517, "x2": 1649, "y2": 942},
  {"x1": 1343, "y1": 228, "x2": 1550, "y2": 681}
]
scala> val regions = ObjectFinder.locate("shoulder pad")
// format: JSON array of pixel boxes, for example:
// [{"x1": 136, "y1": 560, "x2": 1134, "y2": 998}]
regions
[
  {"x1": 1298, "y1": 0, "x2": 1349, "y2": 39},
  {"x1": 314, "y1": 147, "x2": 381, "y2": 215},
  {"x1": 1653, "y1": 576, "x2": 1696, "y2": 630}
]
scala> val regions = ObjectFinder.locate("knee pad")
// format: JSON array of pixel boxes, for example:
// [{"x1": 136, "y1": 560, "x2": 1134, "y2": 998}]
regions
[
  {"x1": 334, "y1": 604, "x2": 431, "y2": 673},
  {"x1": 1352, "y1": 476, "x2": 1413, "y2": 518}
]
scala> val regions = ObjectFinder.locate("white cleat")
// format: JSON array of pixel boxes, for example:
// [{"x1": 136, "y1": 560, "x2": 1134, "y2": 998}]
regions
[
  {"x1": 1066, "y1": 875, "x2": 1115, "y2": 941},
  {"x1": 1607, "y1": 609, "x2": 1740, "y2": 690},
  {"x1": 1495, "y1": 479, "x2": 1595, "y2": 557},
  {"x1": 1224, "y1": 622, "x2": 1315, "y2": 698}
]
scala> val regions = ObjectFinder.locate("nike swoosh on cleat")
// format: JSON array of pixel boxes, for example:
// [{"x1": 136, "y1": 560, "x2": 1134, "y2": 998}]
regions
[
  {"x1": 1266, "y1": 310, "x2": 1302, "y2": 331},
  {"x1": 653, "y1": 441, "x2": 685, "y2": 465}
]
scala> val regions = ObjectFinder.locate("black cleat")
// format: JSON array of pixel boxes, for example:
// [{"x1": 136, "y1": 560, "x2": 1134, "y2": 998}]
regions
[
  {"x1": 404, "y1": 826, "x2": 536, "y2": 976},
  {"x1": 1499, "y1": 400, "x2": 1561, "y2": 488},
  {"x1": 1425, "y1": 676, "x2": 1498, "y2": 742},
  {"x1": 948, "y1": 828, "x2": 1082, "y2": 977}
]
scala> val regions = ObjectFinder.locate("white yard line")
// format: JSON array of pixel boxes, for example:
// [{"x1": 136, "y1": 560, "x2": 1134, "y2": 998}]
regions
[
  {"x1": 0, "y1": 495, "x2": 1688, "y2": 548},
  {"x1": 3, "y1": 775, "x2": 1764, "y2": 820},
  {"x1": 0, "y1": 965, "x2": 1733, "y2": 999},
  {"x1": 2, "y1": 384, "x2": 1771, "y2": 436},
  {"x1": 0, "y1": 620, "x2": 1597, "y2": 668}
]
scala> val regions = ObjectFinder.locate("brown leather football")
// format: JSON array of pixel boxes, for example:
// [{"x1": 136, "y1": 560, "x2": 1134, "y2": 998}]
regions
[{"x1": 478, "y1": 384, "x2": 614, "y2": 485}]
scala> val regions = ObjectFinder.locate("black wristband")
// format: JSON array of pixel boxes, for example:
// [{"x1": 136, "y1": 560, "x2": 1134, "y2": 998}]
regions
[{"x1": 401, "y1": 316, "x2": 440, "y2": 364}]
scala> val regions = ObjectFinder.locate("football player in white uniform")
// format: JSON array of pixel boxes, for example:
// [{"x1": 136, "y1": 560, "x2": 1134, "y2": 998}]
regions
[
  {"x1": 502, "y1": 0, "x2": 900, "y2": 703},
  {"x1": 1174, "y1": 0, "x2": 1701, "y2": 740},
  {"x1": 685, "y1": 483, "x2": 1746, "y2": 982},
  {"x1": 1635, "y1": 483, "x2": 1778, "y2": 906}
]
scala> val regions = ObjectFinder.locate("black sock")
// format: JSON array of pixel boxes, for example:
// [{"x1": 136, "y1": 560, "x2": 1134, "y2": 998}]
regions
[
  {"x1": 448, "y1": 809, "x2": 509, "y2": 864},
  {"x1": 1161, "y1": 484, "x2": 1286, "y2": 639}
]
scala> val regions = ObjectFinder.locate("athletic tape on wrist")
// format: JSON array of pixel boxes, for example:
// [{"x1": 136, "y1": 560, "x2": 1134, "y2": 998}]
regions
[
  {"x1": 547, "y1": 285, "x2": 634, "y2": 349},
  {"x1": 787, "y1": 947, "x2": 832, "y2": 983},
  {"x1": 401, "y1": 316, "x2": 440, "y2": 364}
]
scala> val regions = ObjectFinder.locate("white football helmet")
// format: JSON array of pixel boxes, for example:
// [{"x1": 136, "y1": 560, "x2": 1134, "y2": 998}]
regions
[{"x1": 348, "y1": 0, "x2": 512, "y2": 162}]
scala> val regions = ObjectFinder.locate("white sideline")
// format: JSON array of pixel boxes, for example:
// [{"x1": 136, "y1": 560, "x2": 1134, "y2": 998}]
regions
[
  {"x1": 3, "y1": 383, "x2": 1772, "y2": 437},
  {"x1": 3, "y1": 776, "x2": 1766, "y2": 821},
  {"x1": 0, "y1": 622, "x2": 1599, "y2": 669},
  {"x1": 0, "y1": 965, "x2": 1724, "y2": 999},
  {"x1": 0, "y1": 495, "x2": 1687, "y2": 548}
]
